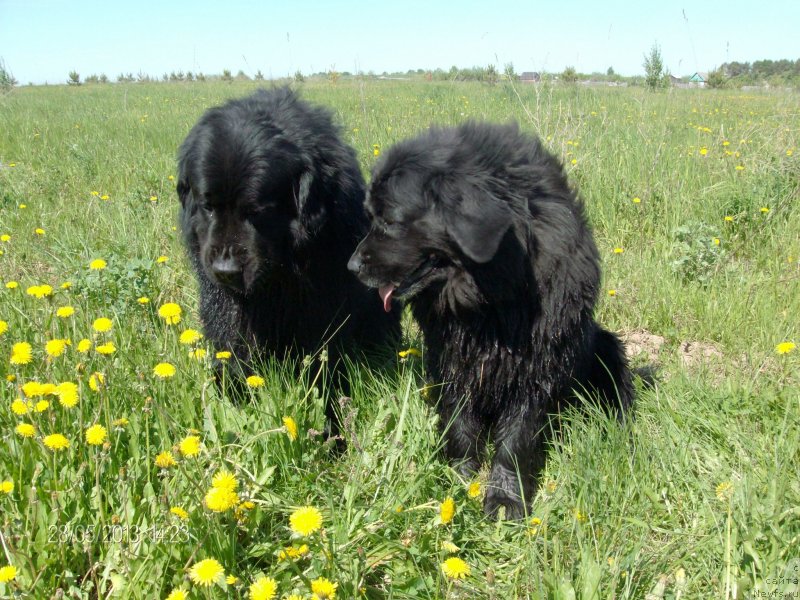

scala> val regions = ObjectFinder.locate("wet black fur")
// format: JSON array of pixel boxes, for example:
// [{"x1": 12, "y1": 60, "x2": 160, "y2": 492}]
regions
[
  {"x1": 177, "y1": 88, "x2": 400, "y2": 431},
  {"x1": 349, "y1": 122, "x2": 634, "y2": 518}
]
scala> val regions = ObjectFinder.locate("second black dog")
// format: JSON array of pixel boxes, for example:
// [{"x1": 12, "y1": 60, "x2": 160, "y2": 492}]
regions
[
  {"x1": 349, "y1": 122, "x2": 633, "y2": 518},
  {"x1": 177, "y1": 88, "x2": 400, "y2": 434}
]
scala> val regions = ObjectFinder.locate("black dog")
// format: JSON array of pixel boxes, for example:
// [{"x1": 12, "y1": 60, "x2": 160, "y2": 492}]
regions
[
  {"x1": 177, "y1": 88, "x2": 400, "y2": 434},
  {"x1": 349, "y1": 122, "x2": 633, "y2": 518}
]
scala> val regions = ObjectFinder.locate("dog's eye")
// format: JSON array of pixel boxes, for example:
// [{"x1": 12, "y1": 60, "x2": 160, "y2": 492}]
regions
[{"x1": 201, "y1": 203, "x2": 215, "y2": 215}]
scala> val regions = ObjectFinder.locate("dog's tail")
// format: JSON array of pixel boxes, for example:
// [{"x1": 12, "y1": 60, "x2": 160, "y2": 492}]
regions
[{"x1": 586, "y1": 327, "x2": 635, "y2": 417}]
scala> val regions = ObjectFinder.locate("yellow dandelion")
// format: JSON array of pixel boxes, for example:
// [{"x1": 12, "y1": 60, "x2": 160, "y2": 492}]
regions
[
  {"x1": 226, "y1": 574, "x2": 238, "y2": 585},
  {"x1": 289, "y1": 505, "x2": 323, "y2": 536},
  {"x1": 735, "y1": 165, "x2": 744, "y2": 171},
  {"x1": 85, "y1": 424, "x2": 107, "y2": 446},
  {"x1": 724, "y1": 215, "x2": 734, "y2": 222},
  {"x1": 529, "y1": 516, "x2": 543, "y2": 534},
  {"x1": 607, "y1": 289, "x2": 616, "y2": 296},
  {"x1": 178, "y1": 435, "x2": 201, "y2": 457},
  {"x1": 179, "y1": 329, "x2": 203, "y2": 345},
  {"x1": 96, "y1": 342, "x2": 116, "y2": 355},
  {"x1": 0, "y1": 565, "x2": 18, "y2": 583},
  {"x1": 787, "y1": 149, "x2": 794, "y2": 157},
  {"x1": 441, "y1": 540, "x2": 460, "y2": 553},
  {"x1": 0, "y1": 234, "x2": 9, "y2": 242},
  {"x1": 632, "y1": 197, "x2": 641, "y2": 203},
  {"x1": 775, "y1": 342, "x2": 796, "y2": 355},
  {"x1": 16, "y1": 423, "x2": 36, "y2": 438},
  {"x1": 26, "y1": 284, "x2": 53, "y2": 298},
  {"x1": 158, "y1": 302, "x2": 182, "y2": 325},
  {"x1": 155, "y1": 451, "x2": 177, "y2": 468},
  {"x1": 439, "y1": 496, "x2": 455, "y2": 524},
  {"x1": 149, "y1": 195, "x2": 158, "y2": 202},
  {"x1": 137, "y1": 296, "x2": 150, "y2": 305},
  {"x1": 165, "y1": 589, "x2": 188, "y2": 600},
  {"x1": 216, "y1": 350, "x2": 232, "y2": 360},
  {"x1": 0, "y1": 320, "x2": 7, "y2": 336},
  {"x1": 34, "y1": 399, "x2": 49, "y2": 412},
  {"x1": 56, "y1": 381, "x2": 79, "y2": 408},
  {"x1": 189, "y1": 348, "x2": 207, "y2": 360},
  {"x1": 467, "y1": 481, "x2": 481, "y2": 499},
  {"x1": 170, "y1": 506, "x2": 189, "y2": 521},
  {"x1": 56, "y1": 306, "x2": 75, "y2": 318},
  {"x1": 34, "y1": 228, "x2": 45, "y2": 235},
  {"x1": 441, "y1": 557, "x2": 470, "y2": 580},
  {"x1": 10, "y1": 342, "x2": 33, "y2": 365},
  {"x1": 211, "y1": 469, "x2": 238, "y2": 492},
  {"x1": 89, "y1": 259, "x2": 107, "y2": 270},
  {"x1": 205, "y1": 486, "x2": 239, "y2": 512},
  {"x1": 699, "y1": 147, "x2": 708, "y2": 156},
  {"x1": 282, "y1": 416, "x2": 298, "y2": 441},
  {"x1": 189, "y1": 558, "x2": 225, "y2": 587},
  {"x1": 77, "y1": 338, "x2": 92, "y2": 353},
  {"x1": 88, "y1": 372, "x2": 105, "y2": 392},
  {"x1": 574, "y1": 508, "x2": 588, "y2": 523},
  {"x1": 713, "y1": 237, "x2": 721, "y2": 246},
  {"x1": 760, "y1": 207, "x2": 769, "y2": 214},
  {"x1": 92, "y1": 317, "x2": 113, "y2": 333},
  {"x1": 310, "y1": 577, "x2": 338, "y2": 599},
  {"x1": 43, "y1": 433, "x2": 70, "y2": 451},
  {"x1": 100, "y1": 194, "x2": 109, "y2": 201},
  {"x1": 246, "y1": 375, "x2": 265, "y2": 388},
  {"x1": 398, "y1": 348, "x2": 422, "y2": 358},
  {"x1": 0, "y1": 480, "x2": 14, "y2": 494},
  {"x1": 5, "y1": 281, "x2": 19, "y2": 289},
  {"x1": 60, "y1": 281, "x2": 71, "y2": 289},
  {"x1": 613, "y1": 247, "x2": 624, "y2": 254},
  {"x1": 11, "y1": 399, "x2": 30, "y2": 415},
  {"x1": 249, "y1": 575, "x2": 278, "y2": 600},
  {"x1": 278, "y1": 544, "x2": 309, "y2": 561},
  {"x1": 716, "y1": 481, "x2": 733, "y2": 501},
  {"x1": 112, "y1": 417, "x2": 129, "y2": 428},
  {"x1": 153, "y1": 362, "x2": 176, "y2": 378}
]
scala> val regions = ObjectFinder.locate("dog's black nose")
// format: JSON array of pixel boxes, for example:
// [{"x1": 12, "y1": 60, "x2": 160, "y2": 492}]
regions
[
  {"x1": 347, "y1": 253, "x2": 363, "y2": 274},
  {"x1": 210, "y1": 257, "x2": 244, "y2": 290}
]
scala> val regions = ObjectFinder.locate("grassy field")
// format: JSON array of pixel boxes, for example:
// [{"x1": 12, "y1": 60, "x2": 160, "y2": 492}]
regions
[{"x1": 0, "y1": 79, "x2": 798, "y2": 599}]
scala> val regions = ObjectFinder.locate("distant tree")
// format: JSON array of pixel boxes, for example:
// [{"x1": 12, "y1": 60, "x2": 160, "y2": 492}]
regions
[
  {"x1": 607, "y1": 66, "x2": 615, "y2": 77},
  {"x1": 221, "y1": 69, "x2": 233, "y2": 82},
  {"x1": 197, "y1": 72, "x2": 206, "y2": 82},
  {"x1": 254, "y1": 70, "x2": 265, "y2": 81},
  {"x1": 294, "y1": 70, "x2": 305, "y2": 83},
  {"x1": 504, "y1": 62, "x2": 519, "y2": 81},
  {"x1": 85, "y1": 74, "x2": 99, "y2": 84},
  {"x1": 186, "y1": 71, "x2": 194, "y2": 82},
  {"x1": 706, "y1": 67, "x2": 726, "y2": 89},
  {"x1": 67, "y1": 71, "x2": 81, "y2": 86},
  {"x1": 643, "y1": 42, "x2": 666, "y2": 90},
  {"x1": 1, "y1": 59, "x2": 19, "y2": 92},
  {"x1": 99, "y1": 73, "x2": 108, "y2": 84},
  {"x1": 327, "y1": 66, "x2": 339, "y2": 84},
  {"x1": 484, "y1": 64, "x2": 498, "y2": 86},
  {"x1": 235, "y1": 70, "x2": 249, "y2": 81},
  {"x1": 561, "y1": 66, "x2": 578, "y2": 84}
]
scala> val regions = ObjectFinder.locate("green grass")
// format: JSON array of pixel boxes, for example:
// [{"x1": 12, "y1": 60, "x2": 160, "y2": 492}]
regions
[{"x1": 0, "y1": 80, "x2": 798, "y2": 599}]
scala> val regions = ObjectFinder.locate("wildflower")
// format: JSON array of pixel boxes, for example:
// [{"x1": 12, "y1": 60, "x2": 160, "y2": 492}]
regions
[
  {"x1": 398, "y1": 348, "x2": 422, "y2": 358},
  {"x1": 179, "y1": 329, "x2": 203, "y2": 345},
  {"x1": 92, "y1": 317, "x2": 113, "y2": 333},
  {"x1": 216, "y1": 350, "x2": 232, "y2": 360},
  {"x1": 189, "y1": 558, "x2": 225, "y2": 587},
  {"x1": 574, "y1": 508, "x2": 588, "y2": 522},
  {"x1": 156, "y1": 255, "x2": 168, "y2": 264},
  {"x1": 26, "y1": 284, "x2": 53, "y2": 298},
  {"x1": 11, "y1": 399, "x2": 30, "y2": 415},
  {"x1": 85, "y1": 424, "x2": 108, "y2": 446},
  {"x1": 607, "y1": 289, "x2": 616, "y2": 296},
  {"x1": 112, "y1": 417, "x2": 129, "y2": 427},
  {"x1": 760, "y1": 207, "x2": 769, "y2": 214},
  {"x1": 787, "y1": 149, "x2": 794, "y2": 157},
  {"x1": 310, "y1": 577, "x2": 338, "y2": 599},
  {"x1": 189, "y1": 348, "x2": 207, "y2": 360},
  {"x1": 439, "y1": 496, "x2": 455, "y2": 524},
  {"x1": 0, "y1": 480, "x2": 14, "y2": 494},
  {"x1": 153, "y1": 362, "x2": 176, "y2": 378},
  {"x1": 205, "y1": 486, "x2": 239, "y2": 512},
  {"x1": 56, "y1": 382, "x2": 79, "y2": 408},
  {"x1": 137, "y1": 296, "x2": 150, "y2": 305},
  {"x1": 226, "y1": 575, "x2": 238, "y2": 585},
  {"x1": 158, "y1": 302, "x2": 182, "y2": 325},
  {"x1": 5, "y1": 281, "x2": 18, "y2": 289},
  {"x1": 77, "y1": 339, "x2": 92, "y2": 353},
  {"x1": 149, "y1": 195, "x2": 158, "y2": 202},
  {"x1": 0, "y1": 320, "x2": 7, "y2": 335},
  {"x1": 96, "y1": 342, "x2": 116, "y2": 355},
  {"x1": 100, "y1": 195, "x2": 109, "y2": 201},
  {"x1": 10, "y1": 342, "x2": 33, "y2": 365},
  {"x1": 716, "y1": 481, "x2": 733, "y2": 501},
  {"x1": 278, "y1": 544, "x2": 309, "y2": 561},
  {"x1": 441, "y1": 557, "x2": 470, "y2": 579},
  {"x1": 373, "y1": 145, "x2": 380, "y2": 157},
  {"x1": 632, "y1": 197, "x2": 641, "y2": 203},
  {"x1": 16, "y1": 423, "x2": 36, "y2": 438},
  {"x1": 441, "y1": 541, "x2": 460, "y2": 553},
  {"x1": 613, "y1": 247, "x2": 624, "y2": 254},
  {"x1": 34, "y1": 400, "x2": 49, "y2": 412},
  {"x1": 0, "y1": 234, "x2": 9, "y2": 242},
  {"x1": 89, "y1": 259, "x2": 107, "y2": 270},
  {"x1": 35, "y1": 228, "x2": 45, "y2": 235},
  {"x1": 155, "y1": 451, "x2": 177, "y2": 468},
  {"x1": 56, "y1": 306, "x2": 75, "y2": 318},
  {"x1": 170, "y1": 506, "x2": 189, "y2": 520},
  {"x1": 0, "y1": 565, "x2": 17, "y2": 583},
  {"x1": 289, "y1": 506, "x2": 323, "y2": 536},
  {"x1": 467, "y1": 481, "x2": 481, "y2": 499},
  {"x1": 776, "y1": 342, "x2": 796, "y2": 355},
  {"x1": 43, "y1": 433, "x2": 70, "y2": 451},
  {"x1": 165, "y1": 589, "x2": 188, "y2": 600},
  {"x1": 724, "y1": 215, "x2": 734, "y2": 222},
  {"x1": 178, "y1": 435, "x2": 201, "y2": 457},
  {"x1": 249, "y1": 576, "x2": 278, "y2": 600},
  {"x1": 713, "y1": 237, "x2": 721, "y2": 246},
  {"x1": 529, "y1": 516, "x2": 543, "y2": 534},
  {"x1": 211, "y1": 469, "x2": 238, "y2": 492},
  {"x1": 282, "y1": 416, "x2": 298, "y2": 441},
  {"x1": 735, "y1": 165, "x2": 745, "y2": 171},
  {"x1": 88, "y1": 372, "x2": 105, "y2": 392},
  {"x1": 699, "y1": 147, "x2": 708, "y2": 156},
  {"x1": 246, "y1": 375, "x2": 265, "y2": 388},
  {"x1": 45, "y1": 339, "x2": 69, "y2": 357}
]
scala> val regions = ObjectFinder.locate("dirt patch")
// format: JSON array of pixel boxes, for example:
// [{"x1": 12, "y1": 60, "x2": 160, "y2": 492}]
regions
[
  {"x1": 620, "y1": 330, "x2": 666, "y2": 364},
  {"x1": 677, "y1": 340, "x2": 724, "y2": 369}
]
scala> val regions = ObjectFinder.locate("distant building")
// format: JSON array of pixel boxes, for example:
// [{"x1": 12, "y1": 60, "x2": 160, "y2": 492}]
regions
[
  {"x1": 520, "y1": 71, "x2": 541, "y2": 83},
  {"x1": 689, "y1": 72, "x2": 708, "y2": 87},
  {"x1": 669, "y1": 75, "x2": 684, "y2": 85}
]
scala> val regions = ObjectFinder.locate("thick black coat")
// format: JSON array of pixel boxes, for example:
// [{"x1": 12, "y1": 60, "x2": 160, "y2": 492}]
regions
[
  {"x1": 177, "y1": 88, "x2": 400, "y2": 428},
  {"x1": 349, "y1": 122, "x2": 633, "y2": 518}
]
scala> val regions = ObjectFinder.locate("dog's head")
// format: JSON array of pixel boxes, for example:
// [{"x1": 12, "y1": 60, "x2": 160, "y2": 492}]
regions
[
  {"x1": 348, "y1": 124, "x2": 521, "y2": 312},
  {"x1": 177, "y1": 88, "x2": 358, "y2": 294}
]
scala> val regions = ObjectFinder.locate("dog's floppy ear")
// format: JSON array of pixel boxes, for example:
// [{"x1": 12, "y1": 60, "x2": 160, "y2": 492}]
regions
[
  {"x1": 176, "y1": 177, "x2": 191, "y2": 208},
  {"x1": 296, "y1": 170, "x2": 314, "y2": 212},
  {"x1": 438, "y1": 180, "x2": 513, "y2": 264}
]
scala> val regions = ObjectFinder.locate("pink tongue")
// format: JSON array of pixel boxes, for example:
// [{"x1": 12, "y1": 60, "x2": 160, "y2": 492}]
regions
[{"x1": 379, "y1": 285, "x2": 395, "y2": 313}]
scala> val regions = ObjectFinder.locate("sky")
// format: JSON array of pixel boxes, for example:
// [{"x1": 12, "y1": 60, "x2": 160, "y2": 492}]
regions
[{"x1": 1, "y1": 0, "x2": 798, "y2": 85}]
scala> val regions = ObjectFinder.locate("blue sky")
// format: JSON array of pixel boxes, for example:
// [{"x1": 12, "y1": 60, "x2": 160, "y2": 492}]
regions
[{"x1": 1, "y1": 0, "x2": 798, "y2": 84}]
